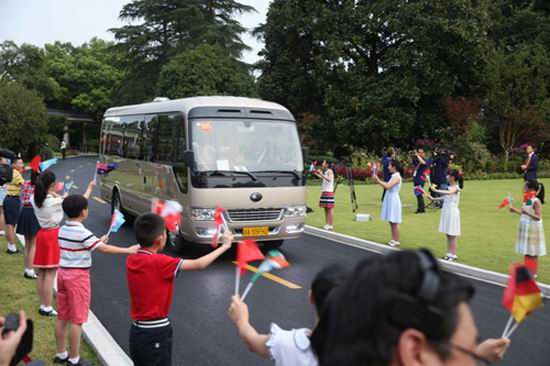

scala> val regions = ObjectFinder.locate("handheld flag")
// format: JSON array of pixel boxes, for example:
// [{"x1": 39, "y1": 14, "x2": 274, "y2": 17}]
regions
[
  {"x1": 414, "y1": 186, "x2": 427, "y2": 196},
  {"x1": 96, "y1": 162, "x2": 118, "y2": 175},
  {"x1": 372, "y1": 161, "x2": 380, "y2": 176},
  {"x1": 151, "y1": 198, "x2": 183, "y2": 233},
  {"x1": 39, "y1": 158, "x2": 57, "y2": 172},
  {"x1": 210, "y1": 205, "x2": 228, "y2": 248},
  {"x1": 498, "y1": 198, "x2": 510, "y2": 209},
  {"x1": 501, "y1": 264, "x2": 543, "y2": 337},
  {"x1": 29, "y1": 156, "x2": 41, "y2": 173},
  {"x1": 241, "y1": 250, "x2": 290, "y2": 300},
  {"x1": 108, "y1": 209, "x2": 126, "y2": 235},
  {"x1": 235, "y1": 240, "x2": 265, "y2": 295},
  {"x1": 64, "y1": 181, "x2": 74, "y2": 195},
  {"x1": 55, "y1": 182, "x2": 65, "y2": 194}
]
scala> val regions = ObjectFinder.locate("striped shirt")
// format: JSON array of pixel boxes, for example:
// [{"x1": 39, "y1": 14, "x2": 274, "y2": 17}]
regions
[{"x1": 58, "y1": 221, "x2": 103, "y2": 268}]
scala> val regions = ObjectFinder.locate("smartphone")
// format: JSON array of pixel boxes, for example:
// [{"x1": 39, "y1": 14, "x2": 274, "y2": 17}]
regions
[{"x1": 2, "y1": 313, "x2": 34, "y2": 366}]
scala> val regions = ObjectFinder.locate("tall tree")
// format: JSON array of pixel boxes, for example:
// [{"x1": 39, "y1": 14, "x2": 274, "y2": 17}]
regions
[{"x1": 110, "y1": 0, "x2": 255, "y2": 104}]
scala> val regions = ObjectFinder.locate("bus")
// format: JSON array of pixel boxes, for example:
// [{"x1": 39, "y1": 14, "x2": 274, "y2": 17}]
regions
[{"x1": 99, "y1": 96, "x2": 307, "y2": 249}]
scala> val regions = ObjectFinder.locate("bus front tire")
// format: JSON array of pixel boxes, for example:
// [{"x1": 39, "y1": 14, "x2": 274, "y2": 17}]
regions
[{"x1": 261, "y1": 240, "x2": 284, "y2": 251}]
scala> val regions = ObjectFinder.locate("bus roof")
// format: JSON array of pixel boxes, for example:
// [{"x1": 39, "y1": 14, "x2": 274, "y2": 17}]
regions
[{"x1": 104, "y1": 96, "x2": 291, "y2": 118}]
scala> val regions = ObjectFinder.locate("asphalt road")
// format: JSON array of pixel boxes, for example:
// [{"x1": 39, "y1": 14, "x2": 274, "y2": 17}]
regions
[{"x1": 51, "y1": 156, "x2": 550, "y2": 365}]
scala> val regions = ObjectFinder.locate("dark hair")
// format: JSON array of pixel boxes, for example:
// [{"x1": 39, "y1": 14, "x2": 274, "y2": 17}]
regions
[
  {"x1": 322, "y1": 159, "x2": 333, "y2": 169},
  {"x1": 134, "y1": 213, "x2": 166, "y2": 247},
  {"x1": 34, "y1": 170, "x2": 56, "y2": 208},
  {"x1": 526, "y1": 180, "x2": 545, "y2": 204},
  {"x1": 62, "y1": 195, "x2": 89, "y2": 218},
  {"x1": 448, "y1": 169, "x2": 464, "y2": 189},
  {"x1": 312, "y1": 250, "x2": 474, "y2": 366},
  {"x1": 389, "y1": 160, "x2": 404, "y2": 177},
  {"x1": 311, "y1": 263, "x2": 350, "y2": 315},
  {"x1": 29, "y1": 170, "x2": 39, "y2": 187}
]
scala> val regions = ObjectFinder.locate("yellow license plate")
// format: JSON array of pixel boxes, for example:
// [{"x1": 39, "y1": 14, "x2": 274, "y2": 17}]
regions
[{"x1": 243, "y1": 227, "x2": 269, "y2": 236}]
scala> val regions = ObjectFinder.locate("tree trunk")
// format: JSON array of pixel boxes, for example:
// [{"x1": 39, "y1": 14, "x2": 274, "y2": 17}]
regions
[{"x1": 503, "y1": 150, "x2": 509, "y2": 171}]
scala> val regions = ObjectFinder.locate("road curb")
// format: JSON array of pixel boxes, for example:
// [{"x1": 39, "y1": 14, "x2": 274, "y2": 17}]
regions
[
  {"x1": 304, "y1": 226, "x2": 550, "y2": 297},
  {"x1": 16, "y1": 234, "x2": 132, "y2": 366}
]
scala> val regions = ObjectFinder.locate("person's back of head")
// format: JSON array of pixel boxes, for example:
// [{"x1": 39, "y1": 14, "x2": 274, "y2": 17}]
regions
[
  {"x1": 134, "y1": 213, "x2": 166, "y2": 248},
  {"x1": 34, "y1": 170, "x2": 56, "y2": 208},
  {"x1": 62, "y1": 195, "x2": 88, "y2": 219},
  {"x1": 314, "y1": 249, "x2": 475, "y2": 366},
  {"x1": 310, "y1": 263, "x2": 350, "y2": 315}
]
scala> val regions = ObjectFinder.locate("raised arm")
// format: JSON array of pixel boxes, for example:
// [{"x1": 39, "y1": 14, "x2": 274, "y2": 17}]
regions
[
  {"x1": 228, "y1": 296, "x2": 270, "y2": 358},
  {"x1": 95, "y1": 235, "x2": 140, "y2": 254},
  {"x1": 83, "y1": 180, "x2": 97, "y2": 199},
  {"x1": 180, "y1": 231, "x2": 233, "y2": 271},
  {"x1": 431, "y1": 186, "x2": 458, "y2": 196},
  {"x1": 416, "y1": 153, "x2": 427, "y2": 165},
  {"x1": 373, "y1": 174, "x2": 400, "y2": 190}
]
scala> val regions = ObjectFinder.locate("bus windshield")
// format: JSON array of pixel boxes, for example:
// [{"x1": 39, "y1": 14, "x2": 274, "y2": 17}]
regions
[{"x1": 191, "y1": 119, "x2": 303, "y2": 174}]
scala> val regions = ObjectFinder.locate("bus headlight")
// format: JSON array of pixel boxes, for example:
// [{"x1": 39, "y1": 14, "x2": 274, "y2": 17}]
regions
[
  {"x1": 191, "y1": 208, "x2": 216, "y2": 221},
  {"x1": 283, "y1": 205, "x2": 307, "y2": 218}
]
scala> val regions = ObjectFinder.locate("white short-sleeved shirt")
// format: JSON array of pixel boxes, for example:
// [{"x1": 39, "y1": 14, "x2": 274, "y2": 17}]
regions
[
  {"x1": 266, "y1": 324, "x2": 318, "y2": 366},
  {"x1": 31, "y1": 194, "x2": 64, "y2": 228},
  {"x1": 58, "y1": 221, "x2": 102, "y2": 268}
]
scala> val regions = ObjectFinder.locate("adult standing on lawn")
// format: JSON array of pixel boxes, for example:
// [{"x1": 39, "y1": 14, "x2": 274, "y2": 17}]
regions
[
  {"x1": 509, "y1": 180, "x2": 546, "y2": 277},
  {"x1": 373, "y1": 160, "x2": 403, "y2": 247},
  {"x1": 381, "y1": 147, "x2": 396, "y2": 201},
  {"x1": 412, "y1": 148, "x2": 431, "y2": 214},
  {"x1": 521, "y1": 144, "x2": 539, "y2": 181},
  {"x1": 60, "y1": 140, "x2": 67, "y2": 161},
  {"x1": 314, "y1": 160, "x2": 335, "y2": 231}
]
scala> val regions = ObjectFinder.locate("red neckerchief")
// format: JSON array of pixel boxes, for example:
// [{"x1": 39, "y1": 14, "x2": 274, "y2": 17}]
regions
[{"x1": 523, "y1": 191, "x2": 536, "y2": 204}]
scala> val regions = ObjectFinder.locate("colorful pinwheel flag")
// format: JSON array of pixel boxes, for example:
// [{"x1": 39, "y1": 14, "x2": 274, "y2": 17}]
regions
[
  {"x1": 109, "y1": 209, "x2": 126, "y2": 234},
  {"x1": 152, "y1": 198, "x2": 183, "y2": 233},
  {"x1": 241, "y1": 250, "x2": 290, "y2": 300},
  {"x1": 498, "y1": 198, "x2": 511, "y2": 209},
  {"x1": 39, "y1": 158, "x2": 57, "y2": 172},
  {"x1": 29, "y1": 155, "x2": 41, "y2": 173}
]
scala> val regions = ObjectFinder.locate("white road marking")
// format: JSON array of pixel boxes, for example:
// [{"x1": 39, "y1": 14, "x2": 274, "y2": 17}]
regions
[{"x1": 70, "y1": 169, "x2": 75, "y2": 173}]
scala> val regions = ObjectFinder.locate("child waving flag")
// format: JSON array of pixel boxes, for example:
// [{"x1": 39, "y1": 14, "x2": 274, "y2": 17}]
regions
[
  {"x1": 108, "y1": 209, "x2": 126, "y2": 235},
  {"x1": 235, "y1": 240, "x2": 264, "y2": 295},
  {"x1": 241, "y1": 250, "x2": 290, "y2": 300}
]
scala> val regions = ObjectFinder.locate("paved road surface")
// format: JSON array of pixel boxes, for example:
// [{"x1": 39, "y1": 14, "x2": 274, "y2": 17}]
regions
[{"x1": 51, "y1": 156, "x2": 550, "y2": 365}]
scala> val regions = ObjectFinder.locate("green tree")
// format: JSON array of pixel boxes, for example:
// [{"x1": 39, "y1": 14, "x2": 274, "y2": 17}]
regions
[
  {"x1": 110, "y1": 0, "x2": 255, "y2": 104},
  {"x1": 157, "y1": 44, "x2": 256, "y2": 98},
  {"x1": 0, "y1": 81, "x2": 48, "y2": 155},
  {"x1": 0, "y1": 41, "x2": 61, "y2": 101}
]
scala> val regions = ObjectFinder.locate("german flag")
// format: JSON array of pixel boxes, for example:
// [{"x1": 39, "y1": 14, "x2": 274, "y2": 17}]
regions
[{"x1": 502, "y1": 264, "x2": 543, "y2": 323}]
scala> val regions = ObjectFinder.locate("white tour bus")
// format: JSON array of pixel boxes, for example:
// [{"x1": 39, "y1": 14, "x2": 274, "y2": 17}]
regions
[{"x1": 99, "y1": 96, "x2": 307, "y2": 249}]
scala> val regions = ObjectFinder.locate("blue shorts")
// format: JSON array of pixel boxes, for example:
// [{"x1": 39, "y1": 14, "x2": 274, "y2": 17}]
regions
[{"x1": 3, "y1": 196, "x2": 21, "y2": 225}]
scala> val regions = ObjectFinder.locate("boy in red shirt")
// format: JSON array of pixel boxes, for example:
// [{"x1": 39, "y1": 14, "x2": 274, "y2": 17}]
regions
[{"x1": 127, "y1": 213, "x2": 233, "y2": 366}]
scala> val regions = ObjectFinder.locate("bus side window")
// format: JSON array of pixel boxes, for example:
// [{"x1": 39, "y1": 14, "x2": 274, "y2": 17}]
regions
[
  {"x1": 124, "y1": 115, "x2": 142, "y2": 160},
  {"x1": 143, "y1": 115, "x2": 157, "y2": 162},
  {"x1": 156, "y1": 114, "x2": 176, "y2": 163},
  {"x1": 173, "y1": 113, "x2": 187, "y2": 193},
  {"x1": 108, "y1": 117, "x2": 124, "y2": 157}
]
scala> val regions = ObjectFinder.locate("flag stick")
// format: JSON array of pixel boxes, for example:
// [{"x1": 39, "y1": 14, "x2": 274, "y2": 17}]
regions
[
  {"x1": 93, "y1": 160, "x2": 99, "y2": 181},
  {"x1": 501, "y1": 315, "x2": 514, "y2": 338},
  {"x1": 241, "y1": 282, "x2": 255, "y2": 301},
  {"x1": 505, "y1": 322, "x2": 520, "y2": 338},
  {"x1": 235, "y1": 267, "x2": 240, "y2": 296}
]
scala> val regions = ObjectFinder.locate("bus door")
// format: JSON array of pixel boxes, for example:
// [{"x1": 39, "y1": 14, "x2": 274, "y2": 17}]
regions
[{"x1": 119, "y1": 115, "x2": 144, "y2": 212}]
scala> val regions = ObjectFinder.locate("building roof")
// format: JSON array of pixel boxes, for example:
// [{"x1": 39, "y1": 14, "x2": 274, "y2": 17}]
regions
[{"x1": 47, "y1": 108, "x2": 94, "y2": 123}]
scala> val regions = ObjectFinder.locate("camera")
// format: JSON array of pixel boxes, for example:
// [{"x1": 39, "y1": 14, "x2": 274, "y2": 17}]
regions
[{"x1": 0, "y1": 148, "x2": 16, "y2": 186}]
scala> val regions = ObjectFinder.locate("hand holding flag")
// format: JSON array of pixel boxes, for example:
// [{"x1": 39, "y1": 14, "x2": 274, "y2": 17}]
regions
[
  {"x1": 107, "y1": 209, "x2": 126, "y2": 235},
  {"x1": 211, "y1": 205, "x2": 229, "y2": 248},
  {"x1": 372, "y1": 161, "x2": 380, "y2": 177},
  {"x1": 501, "y1": 264, "x2": 543, "y2": 338},
  {"x1": 235, "y1": 240, "x2": 264, "y2": 295},
  {"x1": 29, "y1": 155, "x2": 41, "y2": 173},
  {"x1": 241, "y1": 250, "x2": 290, "y2": 301},
  {"x1": 152, "y1": 198, "x2": 183, "y2": 233},
  {"x1": 414, "y1": 186, "x2": 427, "y2": 196},
  {"x1": 498, "y1": 197, "x2": 511, "y2": 209}
]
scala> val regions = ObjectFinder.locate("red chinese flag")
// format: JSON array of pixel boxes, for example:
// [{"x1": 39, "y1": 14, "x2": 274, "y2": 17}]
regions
[
  {"x1": 498, "y1": 198, "x2": 510, "y2": 209},
  {"x1": 236, "y1": 240, "x2": 265, "y2": 275},
  {"x1": 29, "y1": 155, "x2": 41, "y2": 173},
  {"x1": 210, "y1": 205, "x2": 226, "y2": 248}
]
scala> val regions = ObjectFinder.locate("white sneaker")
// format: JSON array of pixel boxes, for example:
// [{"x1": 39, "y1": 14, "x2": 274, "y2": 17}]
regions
[
  {"x1": 327, "y1": 225, "x2": 334, "y2": 231},
  {"x1": 388, "y1": 240, "x2": 400, "y2": 248},
  {"x1": 0, "y1": 230, "x2": 5, "y2": 236},
  {"x1": 323, "y1": 224, "x2": 331, "y2": 230}
]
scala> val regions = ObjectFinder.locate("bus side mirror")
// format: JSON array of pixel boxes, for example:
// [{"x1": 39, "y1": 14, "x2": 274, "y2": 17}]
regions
[
  {"x1": 302, "y1": 147, "x2": 309, "y2": 163},
  {"x1": 182, "y1": 150, "x2": 195, "y2": 167}
]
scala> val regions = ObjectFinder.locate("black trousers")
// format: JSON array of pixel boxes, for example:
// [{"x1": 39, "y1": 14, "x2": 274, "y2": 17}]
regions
[
  {"x1": 130, "y1": 324, "x2": 173, "y2": 366},
  {"x1": 416, "y1": 194, "x2": 425, "y2": 213},
  {"x1": 61, "y1": 149, "x2": 66, "y2": 160}
]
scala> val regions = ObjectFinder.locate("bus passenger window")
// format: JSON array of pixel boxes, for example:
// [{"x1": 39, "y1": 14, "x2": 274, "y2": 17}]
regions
[
  {"x1": 156, "y1": 114, "x2": 176, "y2": 163},
  {"x1": 142, "y1": 115, "x2": 157, "y2": 162},
  {"x1": 108, "y1": 118, "x2": 124, "y2": 157},
  {"x1": 124, "y1": 115, "x2": 142, "y2": 160}
]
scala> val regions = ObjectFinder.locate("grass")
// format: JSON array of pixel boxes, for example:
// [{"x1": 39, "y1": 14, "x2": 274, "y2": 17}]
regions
[
  {"x1": 0, "y1": 238, "x2": 100, "y2": 366},
  {"x1": 306, "y1": 178, "x2": 550, "y2": 283}
]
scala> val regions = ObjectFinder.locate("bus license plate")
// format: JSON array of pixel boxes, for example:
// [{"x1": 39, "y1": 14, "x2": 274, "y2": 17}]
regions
[{"x1": 243, "y1": 227, "x2": 269, "y2": 237}]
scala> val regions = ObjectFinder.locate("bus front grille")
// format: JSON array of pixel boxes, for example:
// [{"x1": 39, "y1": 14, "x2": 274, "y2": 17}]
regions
[{"x1": 226, "y1": 209, "x2": 283, "y2": 222}]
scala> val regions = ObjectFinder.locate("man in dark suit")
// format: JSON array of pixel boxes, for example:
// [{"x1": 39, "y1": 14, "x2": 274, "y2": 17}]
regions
[
  {"x1": 522, "y1": 144, "x2": 539, "y2": 181},
  {"x1": 412, "y1": 149, "x2": 431, "y2": 213}
]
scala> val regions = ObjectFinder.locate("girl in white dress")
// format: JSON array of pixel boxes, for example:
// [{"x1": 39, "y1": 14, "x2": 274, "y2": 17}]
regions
[
  {"x1": 314, "y1": 160, "x2": 335, "y2": 230},
  {"x1": 373, "y1": 161, "x2": 403, "y2": 247},
  {"x1": 428, "y1": 170, "x2": 463, "y2": 262},
  {"x1": 509, "y1": 180, "x2": 546, "y2": 277}
]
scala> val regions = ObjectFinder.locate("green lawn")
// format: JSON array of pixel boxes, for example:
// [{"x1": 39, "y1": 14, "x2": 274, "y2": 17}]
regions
[
  {"x1": 0, "y1": 238, "x2": 99, "y2": 366},
  {"x1": 306, "y1": 178, "x2": 550, "y2": 283}
]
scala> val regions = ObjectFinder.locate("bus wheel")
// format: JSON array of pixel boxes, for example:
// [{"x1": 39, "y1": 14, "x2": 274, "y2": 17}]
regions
[
  {"x1": 111, "y1": 190, "x2": 124, "y2": 215},
  {"x1": 261, "y1": 240, "x2": 284, "y2": 251},
  {"x1": 167, "y1": 231, "x2": 186, "y2": 254}
]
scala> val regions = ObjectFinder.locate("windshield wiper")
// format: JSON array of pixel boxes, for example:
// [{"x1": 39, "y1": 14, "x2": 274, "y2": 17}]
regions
[
  {"x1": 206, "y1": 170, "x2": 258, "y2": 181},
  {"x1": 254, "y1": 170, "x2": 302, "y2": 180}
]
